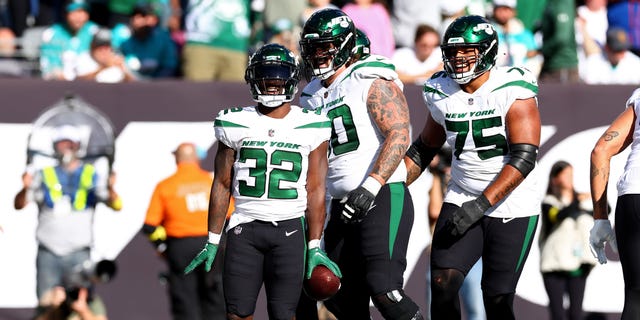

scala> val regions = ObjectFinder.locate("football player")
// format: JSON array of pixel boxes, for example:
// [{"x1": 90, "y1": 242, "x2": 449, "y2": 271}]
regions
[
  {"x1": 403, "y1": 15, "x2": 542, "y2": 320},
  {"x1": 590, "y1": 87, "x2": 640, "y2": 318},
  {"x1": 298, "y1": 8, "x2": 424, "y2": 320},
  {"x1": 184, "y1": 43, "x2": 341, "y2": 320}
]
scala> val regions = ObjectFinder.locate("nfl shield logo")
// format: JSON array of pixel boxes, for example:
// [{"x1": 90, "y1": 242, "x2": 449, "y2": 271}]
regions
[
  {"x1": 268, "y1": 129, "x2": 275, "y2": 137},
  {"x1": 234, "y1": 226, "x2": 242, "y2": 235}
]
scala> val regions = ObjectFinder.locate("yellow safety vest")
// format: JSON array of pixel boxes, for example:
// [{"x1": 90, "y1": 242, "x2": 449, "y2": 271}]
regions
[{"x1": 42, "y1": 164, "x2": 95, "y2": 211}]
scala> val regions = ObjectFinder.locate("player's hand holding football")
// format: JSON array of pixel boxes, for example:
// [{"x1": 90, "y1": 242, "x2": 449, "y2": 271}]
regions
[
  {"x1": 448, "y1": 194, "x2": 491, "y2": 236},
  {"x1": 589, "y1": 219, "x2": 617, "y2": 264},
  {"x1": 340, "y1": 176, "x2": 382, "y2": 223},
  {"x1": 184, "y1": 241, "x2": 218, "y2": 274},
  {"x1": 306, "y1": 240, "x2": 342, "y2": 279}
]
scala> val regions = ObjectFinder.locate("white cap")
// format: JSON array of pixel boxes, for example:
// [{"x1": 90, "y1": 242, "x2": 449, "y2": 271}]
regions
[
  {"x1": 493, "y1": 0, "x2": 517, "y2": 8},
  {"x1": 440, "y1": 0, "x2": 469, "y2": 16},
  {"x1": 52, "y1": 125, "x2": 82, "y2": 144}
]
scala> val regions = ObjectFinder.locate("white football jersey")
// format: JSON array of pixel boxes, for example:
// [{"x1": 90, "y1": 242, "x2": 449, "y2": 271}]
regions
[
  {"x1": 299, "y1": 55, "x2": 406, "y2": 198},
  {"x1": 423, "y1": 66, "x2": 541, "y2": 218},
  {"x1": 618, "y1": 88, "x2": 640, "y2": 195},
  {"x1": 214, "y1": 105, "x2": 331, "y2": 222}
]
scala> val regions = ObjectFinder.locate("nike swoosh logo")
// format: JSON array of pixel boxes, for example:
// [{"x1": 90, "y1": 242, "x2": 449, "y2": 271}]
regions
[
  {"x1": 502, "y1": 218, "x2": 515, "y2": 224},
  {"x1": 285, "y1": 230, "x2": 298, "y2": 237}
]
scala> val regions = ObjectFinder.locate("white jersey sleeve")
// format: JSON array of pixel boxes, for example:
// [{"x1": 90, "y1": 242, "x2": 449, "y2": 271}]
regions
[
  {"x1": 313, "y1": 58, "x2": 407, "y2": 198},
  {"x1": 213, "y1": 105, "x2": 331, "y2": 222},
  {"x1": 299, "y1": 78, "x2": 325, "y2": 110},
  {"x1": 618, "y1": 87, "x2": 640, "y2": 195},
  {"x1": 422, "y1": 67, "x2": 541, "y2": 218}
]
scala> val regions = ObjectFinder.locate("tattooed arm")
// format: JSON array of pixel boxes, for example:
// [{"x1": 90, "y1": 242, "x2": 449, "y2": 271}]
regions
[
  {"x1": 590, "y1": 107, "x2": 636, "y2": 219},
  {"x1": 366, "y1": 78, "x2": 411, "y2": 184},
  {"x1": 208, "y1": 143, "x2": 235, "y2": 234},
  {"x1": 482, "y1": 97, "x2": 540, "y2": 206}
]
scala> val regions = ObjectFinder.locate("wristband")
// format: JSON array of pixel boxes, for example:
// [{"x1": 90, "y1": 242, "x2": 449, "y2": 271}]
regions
[
  {"x1": 208, "y1": 232, "x2": 221, "y2": 245},
  {"x1": 308, "y1": 239, "x2": 321, "y2": 249},
  {"x1": 361, "y1": 176, "x2": 383, "y2": 197}
]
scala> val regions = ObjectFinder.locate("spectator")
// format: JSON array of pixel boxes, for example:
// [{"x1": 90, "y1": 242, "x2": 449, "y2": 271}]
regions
[
  {"x1": 607, "y1": 0, "x2": 640, "y2": 56},
  {"x1": 184, "y1": 43, "x2": 340, "y2": 319},
  {"x1": 34, "y1": 284, "x2": 108, "y2": 320},
  {"x1": 576, "y1": 0, "x2": 609, "y2": 78},
  {"x1": 391, "y1": 24, "x2": 443, "y2": 85},
  {"x1": 0, "y1": 27, "x2": 33, "y2": 77},
  {"x1": 391, "y1": 0, "x2": 441, "y2": 49},
  {"x1": 13, "y1": 125, "x2": 122, "y2": 300},
  {"x1": 576, "y1": 0, "x2": 608, "y2": 49},
  {"x1": 539, "y1": 160, "x2": 597, "y2": 320},
  {"x1": 143, "y1": 142, "x2": 228, "y2": 320},
  {"x1": 107, "y1": 0, "x2": 169, "y2": 28},
  {"x1": 491, "y1": 0, "x2": 541, "y2": 77},
  {"x1": 581, "y1": 27, "x2": 640, "y2": 84},
  {"x1": 300, "y1": 0, "x2": 338, "y2": 25},
  {"x1": 268, "y1": 18, "x2": 300, "y2": 57},
  {"x1": 75, "y1": 28, "x2": 136, "y2": 82},
  {"x1": 539, "y1": 0, "x2": 580, "y2": 83},
  {"x1": 39, "y1": 0, "x2": 98, "y2": 80},
  {"x1": 263, "y1": 0, "x2": 306, "y2": 36},
  {"x1": 341, "y1": 0, "x2": 395, "y2": 58},
  {"x1": 439, "y1": 0, "x2": 469, "y2": 36},
  {"x1": 182, "y1": 0, "x2": 252, "y2": 82},
  {"x1": 112, "y1": 4, "x2": 178, "y2": 79}
]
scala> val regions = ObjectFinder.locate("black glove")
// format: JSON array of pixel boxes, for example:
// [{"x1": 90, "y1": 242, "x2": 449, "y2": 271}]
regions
[
  {"x1": 340, "y1": 186, "x2": 376, "y2": 223},
  {"x1": 448, "y1": 195, "x2": 491, "y2": 236}
]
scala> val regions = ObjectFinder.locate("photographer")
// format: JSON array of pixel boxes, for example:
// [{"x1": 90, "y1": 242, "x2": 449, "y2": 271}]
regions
[
  {"x1": 34, "y1": 285, "x2": 107, "y2": 320},
  {"x1": 34, "y1": 259, "x2": 115, "y2": 320}
]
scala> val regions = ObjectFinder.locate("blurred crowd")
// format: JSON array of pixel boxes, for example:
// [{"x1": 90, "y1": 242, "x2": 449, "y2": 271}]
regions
[{"x1": 0, "y1": 0, "x2": 638, "y2": 84}]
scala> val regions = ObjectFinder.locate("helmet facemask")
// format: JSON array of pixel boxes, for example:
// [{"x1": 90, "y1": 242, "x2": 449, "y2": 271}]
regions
[
  {"x1": 441, "y1": 16, "x2": 499, "y2": 84},
  {"x1": 300, "y1": 9, "x2": 356, "y2": 81},
  {"x1": 300, "y1": 32, "x2": 354, "y2": 80},
  {"x1": 246, "y1": 58, "x2": 300, "y2": 108},
  {"x1": 442, "y1": 42, "x2": 496, "y2": 84},
  {"x1": 245, "y1": 44, "x2": 300, "y2": 108}
]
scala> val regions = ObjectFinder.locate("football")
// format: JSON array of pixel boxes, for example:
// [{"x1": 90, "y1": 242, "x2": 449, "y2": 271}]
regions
[{"x1": 303, "y1": 265, "x2": 341, "y2": 301}]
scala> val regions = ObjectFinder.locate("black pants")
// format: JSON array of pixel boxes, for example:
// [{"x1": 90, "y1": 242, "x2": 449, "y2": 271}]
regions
[
  {"x1": 323, "y1": 183, "x2": 416, "y2": 319},
  {"x1": 616, "y1": 194, "x2": 640, "y2": 320},
  {"x1": 165, "y1": 236, "x2": 225, "y2": 320},
  {"x1": 542, "y1": 268, "x2": 589, "y2": 320}
]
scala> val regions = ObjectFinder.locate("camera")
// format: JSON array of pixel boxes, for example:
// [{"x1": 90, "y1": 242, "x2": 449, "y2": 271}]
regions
[{"x1": 62, "y1": 259, "x2": 117, "y2": 303}]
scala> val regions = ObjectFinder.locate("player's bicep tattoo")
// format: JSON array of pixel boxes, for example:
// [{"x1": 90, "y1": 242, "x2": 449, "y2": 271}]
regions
[{"x1": 367, "y1": 79, "x2": 411, "y2": 179}]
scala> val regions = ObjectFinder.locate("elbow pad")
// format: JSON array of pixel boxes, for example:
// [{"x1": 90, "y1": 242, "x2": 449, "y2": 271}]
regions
[
  {"x1": 507, "y1": 143, "x2": 538, "y2": 177},
  {"x1": 405, "y1": 138, "x2": 439, "y2": 173}
]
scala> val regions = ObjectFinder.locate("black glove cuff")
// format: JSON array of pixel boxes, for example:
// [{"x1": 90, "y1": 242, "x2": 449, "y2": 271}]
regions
[{"x1": 476, "y1": 194, "x2": 491, "y2": 212}]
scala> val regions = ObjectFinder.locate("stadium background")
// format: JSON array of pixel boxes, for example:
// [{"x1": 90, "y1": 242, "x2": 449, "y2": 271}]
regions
[{"x1": 0, "y1": 78, "x2": 632, "y2": 319}]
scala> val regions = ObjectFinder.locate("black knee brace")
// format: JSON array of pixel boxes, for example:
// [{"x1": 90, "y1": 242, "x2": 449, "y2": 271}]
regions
[{"x1": 372, "y1": 290, "x2": 423, "y2": 320}]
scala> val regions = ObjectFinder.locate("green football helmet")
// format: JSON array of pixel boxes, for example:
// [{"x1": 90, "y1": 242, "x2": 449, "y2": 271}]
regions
[
  {"x1": 300, "y1": 8, "x2": 356, "y2": 80},
  {"x1": 352, "y1": 29, "x2": 371, "y2": 61},
  {"x1": 441, "y1": 15, "x2": 498, "y2": 84},
  {"x1": 245, "y1": 43, "x2": 300, "y2": 108}
]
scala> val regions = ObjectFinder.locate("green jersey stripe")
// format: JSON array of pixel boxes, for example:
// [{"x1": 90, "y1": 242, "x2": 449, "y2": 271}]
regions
[
  {"x1": 295, "y1": 121, "x2": 332, "y2": 129},
  {"x1": 388, "y1": 182, "x2": 405, "y2": 258},
  {"x1": 516, "y1": 215, "x2": 539, "y2": 272},
  {"x1": 491, "y1": 80, "x2": 539, "y2": 94},
  {"x1": 214, "y1": 119, "x2": 248, "y2": 128},
  {"x1": 343, "y1": 60, "x2": 396, "y2": 82},
  {"x1": 423, "y1": 85, "x2": 449, "y2": 98}
]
